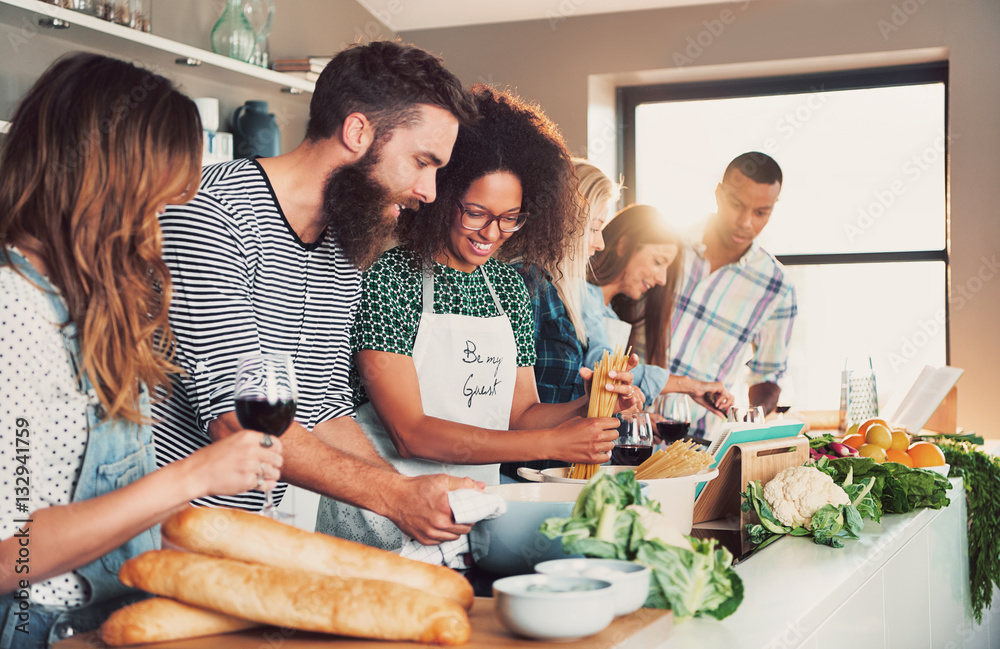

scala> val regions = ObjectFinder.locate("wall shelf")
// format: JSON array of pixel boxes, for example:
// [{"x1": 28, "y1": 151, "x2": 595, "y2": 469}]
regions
[{"x1": 0, "y1": 0, "x2": 315, "y2": 96}]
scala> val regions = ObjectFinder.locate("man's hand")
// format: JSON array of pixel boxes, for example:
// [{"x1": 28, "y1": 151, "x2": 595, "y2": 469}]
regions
[{"x1": 384, "y1": 474, "x2": 484, "y2": 545}]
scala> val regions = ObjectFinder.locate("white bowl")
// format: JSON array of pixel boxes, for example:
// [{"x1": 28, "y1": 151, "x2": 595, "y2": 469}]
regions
[
  {"x1": 493, "y1": 574, "x2": 616, "y2": 640},
  {"x1": 535, "y1": 558, "x2": 650, "y2": 616},
  {"x1": 518, "y1": 466, "x2": 717, "y2": 535},
  {"x1": 922, "y1": 463, "x2": 950, "y2": 476},
  {"x1": 470, "y1": 483, "x2": 587, "y2": 575}
]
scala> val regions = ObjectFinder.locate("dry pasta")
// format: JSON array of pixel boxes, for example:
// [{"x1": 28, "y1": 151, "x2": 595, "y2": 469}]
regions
[
  {"x1": 569, "y1": 346, "x2": 630, "y2": 481},
  {"x1": 633, "y1": 439, "x2": 713, "y2": 479}
]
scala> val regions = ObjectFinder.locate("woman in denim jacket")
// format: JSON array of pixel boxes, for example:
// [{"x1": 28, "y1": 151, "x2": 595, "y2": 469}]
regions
[{"x1": 0, "y1": 53, "x2": 283, "y2": 648}]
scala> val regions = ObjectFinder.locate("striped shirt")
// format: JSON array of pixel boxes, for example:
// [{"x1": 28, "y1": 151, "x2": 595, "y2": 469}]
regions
[
  {"x1": 152, "y1": 158, "x2": 361, "y2": 510},
  {"x1": 669, "y1": 226, "x2": 797, "y2": 437}
]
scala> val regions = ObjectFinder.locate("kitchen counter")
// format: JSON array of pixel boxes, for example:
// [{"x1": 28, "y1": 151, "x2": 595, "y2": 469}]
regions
[{"x1": 662, "y1": 477, "x2": 1000, "y2": 649}]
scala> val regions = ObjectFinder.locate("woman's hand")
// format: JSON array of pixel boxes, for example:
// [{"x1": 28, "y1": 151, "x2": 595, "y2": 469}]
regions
[
  {"x1": 687, "y1": 381, "x2": 734, "y2": 417},
  {"x1": 579, "y1": 353, "x2": 643, "y2": 414},
  {"x1": 551, "y1": 416, "x2": 620, "y2": 464},
  {"x1": 184, "y1": 431, "x2": 284, "y2": 498}
]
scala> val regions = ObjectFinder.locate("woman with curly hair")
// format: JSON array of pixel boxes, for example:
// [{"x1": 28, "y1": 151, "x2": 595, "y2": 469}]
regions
[
  {"x1": 0, "y1": 53, "x2": 282, "y2": 645},
  {"x1": 583, "y1": 204, "x2": 733, "y2": 424},
  {"x1": 317, "y1": 85, "x2": 640, "y2": 556}
]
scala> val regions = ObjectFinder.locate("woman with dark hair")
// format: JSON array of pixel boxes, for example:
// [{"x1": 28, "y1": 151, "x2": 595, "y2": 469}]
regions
[
  {"x1": 0, "y1": 53, "x2": 282, "y2": 646},
  {"x1": 583, "y1": 204, "x2": 734, "y2": 422},
  {"x1": 317, "y1": 85, "x2": 640, "y2": 555}
]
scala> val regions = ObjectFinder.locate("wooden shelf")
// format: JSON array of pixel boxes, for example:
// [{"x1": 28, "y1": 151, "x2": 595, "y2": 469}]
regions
[{"x1": 0, "y1": 0, "x2": 315, "y2": 95}]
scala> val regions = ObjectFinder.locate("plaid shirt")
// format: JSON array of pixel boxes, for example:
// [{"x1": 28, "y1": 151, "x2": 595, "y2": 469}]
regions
[
  {"x1": 669, "y1": 230, "x2": 797, "y2": 437},
  {"x1": 517, "y1": 265, "x2": 588, "y2": 405}
]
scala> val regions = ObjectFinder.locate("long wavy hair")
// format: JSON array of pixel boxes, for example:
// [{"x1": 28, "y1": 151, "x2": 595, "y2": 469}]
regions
[
  {"x1": 395, "y1": 84, "x2": 579, "y2": 271},
  {"x1": 588, "y1": 204, "x2": 682, "y2": 368},
  {"x1": 0, "y1": 53, "x2": 202, "y2": 423},
  {"x1": 550, "y1": 160, "x2": 621, "y2": 345}
]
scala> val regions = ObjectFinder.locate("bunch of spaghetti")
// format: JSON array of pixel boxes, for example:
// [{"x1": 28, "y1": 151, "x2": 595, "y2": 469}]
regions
[
  {"x1": 568, "y1": 347, "x2": 631, "y2": 481},
  {"x1": 634, "y1": 439, "x2": 713, "y2": 479}
]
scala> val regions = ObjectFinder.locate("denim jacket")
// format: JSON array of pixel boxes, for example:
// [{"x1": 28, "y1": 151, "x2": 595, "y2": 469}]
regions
[{"x1": 0, "y1": 249, "x2": 157, "y2": 649}]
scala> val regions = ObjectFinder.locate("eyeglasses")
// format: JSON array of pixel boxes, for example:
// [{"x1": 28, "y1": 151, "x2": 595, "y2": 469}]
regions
[{"x1": 455, "y1": 201, "x2": 529, "y2": 233}]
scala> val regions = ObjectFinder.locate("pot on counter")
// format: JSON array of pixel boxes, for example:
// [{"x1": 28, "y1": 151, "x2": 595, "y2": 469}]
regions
[{"x1": 232, "y1": 100, "x2": 280, "y2": 159}]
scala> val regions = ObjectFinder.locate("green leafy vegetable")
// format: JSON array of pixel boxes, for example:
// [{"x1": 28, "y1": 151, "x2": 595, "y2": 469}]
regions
[
  {"x1": 813, "y1": 456, "x2": 951, "y2": 514},
  {"x1": 936, "y1": 436, "x2": 1000, "y2": 624},
  {"x1": 540, "y1": 471, "x2": 743, "y2": 622}
]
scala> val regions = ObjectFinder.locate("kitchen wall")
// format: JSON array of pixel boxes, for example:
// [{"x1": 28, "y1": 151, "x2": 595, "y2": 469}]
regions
[{"x1": 399, "y1": 0, "x2": 1000, "y2": 436}]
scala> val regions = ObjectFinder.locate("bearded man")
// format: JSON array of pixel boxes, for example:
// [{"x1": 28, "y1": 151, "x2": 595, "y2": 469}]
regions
[{"x1": 153, "y1": 41, "x2": 480, "y2": 546}]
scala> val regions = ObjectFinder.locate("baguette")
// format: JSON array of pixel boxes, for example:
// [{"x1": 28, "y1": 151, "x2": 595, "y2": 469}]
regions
[
  {"x1": 162, "y1": 506, "x2": 474, "y2": 609},
  {"x1": 100, "y1": 597, "x2": 258, "y2": 646},
  {"x1": 119, "y1": 550, "x2": 471, "y2": 645}
]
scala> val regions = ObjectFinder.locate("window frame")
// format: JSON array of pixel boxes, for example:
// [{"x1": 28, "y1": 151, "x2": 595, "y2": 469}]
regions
[{"x1": 616, "y1": 61, "x2": 951, "y2": 364}]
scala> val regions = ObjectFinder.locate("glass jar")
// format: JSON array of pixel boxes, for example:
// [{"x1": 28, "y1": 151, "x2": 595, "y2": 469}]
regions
[{"x1": 210, "y1": 0, "x2": 256, "y2": 63}]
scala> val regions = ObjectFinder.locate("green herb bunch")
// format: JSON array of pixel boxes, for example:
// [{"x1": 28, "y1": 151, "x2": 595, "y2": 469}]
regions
[{"x1": 935, "y1": 436, "x2": 1000, "y2": 624}]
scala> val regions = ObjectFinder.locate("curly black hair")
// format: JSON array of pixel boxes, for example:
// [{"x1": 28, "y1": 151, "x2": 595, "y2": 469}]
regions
[{"x1": 395, "y1": 84, "x2": 581, "y2": 271}]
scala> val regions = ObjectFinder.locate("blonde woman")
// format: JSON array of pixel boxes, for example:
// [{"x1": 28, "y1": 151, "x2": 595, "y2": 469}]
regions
[{"x1": 0, "y1": 53, "x2": 282, "y2": 646}]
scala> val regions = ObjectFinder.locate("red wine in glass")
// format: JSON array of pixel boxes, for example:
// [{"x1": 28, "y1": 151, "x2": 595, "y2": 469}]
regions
[
  {"x1": 233, "y1": 353, "x2": 297, "y2": 518},
  {"x1": 612, "y1": 444, "x2": 653, "y2": 466},
  {"x1": 656, "y1": 420, "x2": 690, "y2": 444},
  {"x1": 235, "y1": 398, "x2": 296, "y2": 437}
]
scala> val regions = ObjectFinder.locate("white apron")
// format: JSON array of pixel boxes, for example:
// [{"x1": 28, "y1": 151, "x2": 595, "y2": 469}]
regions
[{"x1": 316, "y1": 265, "x2": 518, "y2": 551}]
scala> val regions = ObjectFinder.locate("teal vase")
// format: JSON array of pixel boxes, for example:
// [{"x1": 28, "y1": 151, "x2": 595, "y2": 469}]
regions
[{"x1": 210, "y1": 0, "x2": 256, "y2": 63}]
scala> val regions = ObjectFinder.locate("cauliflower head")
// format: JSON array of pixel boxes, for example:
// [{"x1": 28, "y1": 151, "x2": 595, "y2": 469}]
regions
[{"x1": 762, "y1": 466, "x2": 849, "y2": 529}]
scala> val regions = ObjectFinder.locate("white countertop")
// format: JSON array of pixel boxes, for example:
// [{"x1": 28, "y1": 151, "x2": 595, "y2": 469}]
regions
[{"x1": 660, "y1": 477, "x2": 998, "y2": 649}]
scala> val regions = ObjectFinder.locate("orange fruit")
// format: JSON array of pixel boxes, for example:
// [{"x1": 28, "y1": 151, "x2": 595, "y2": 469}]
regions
[
  {"x1": 865, "y1": 423, "x2": 893, "y2": 449},
  {"x1": 889, "y1": 430, "x2": 910, "y2": 451},
  {"x1": 857, "y1": 418, "x2": 890, "y2": 439},
  {"x1": 843, "y1": 434, "x2": 866, "y2": 450},
  {"x1": 907, "y1": 441, "x2": 946, "y2": 468},
  {"x1": 885, "y1": 448, "x2": 914, "y2": 467},
  {"x1": 858, "y1": 444, "x2": 888, "y2": 463}
]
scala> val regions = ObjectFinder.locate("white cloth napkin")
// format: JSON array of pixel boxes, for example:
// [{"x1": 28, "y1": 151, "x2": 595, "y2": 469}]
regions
[{"x1": 399, "y1": 489, "x2": 506, "y2": 568}]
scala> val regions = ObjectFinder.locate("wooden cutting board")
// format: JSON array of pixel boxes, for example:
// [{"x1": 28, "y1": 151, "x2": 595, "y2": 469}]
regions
[{"x1": 55, "y1": 598, "x2": 672, "y2": 648}]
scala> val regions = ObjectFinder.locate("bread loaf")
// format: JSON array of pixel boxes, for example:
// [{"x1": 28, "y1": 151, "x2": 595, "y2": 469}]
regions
[
  {"x1": 162, "y1": 505, "x2": 474, "y2": 609},
  {"x1": 118, "y1": 550, "x2": 471, "y2": 645},
  {"x1": 100, "y1": 597, "x2": 258, "y2": 646}
]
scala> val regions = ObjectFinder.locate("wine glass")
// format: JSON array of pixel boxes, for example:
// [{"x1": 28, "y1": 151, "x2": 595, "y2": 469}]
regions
[
  {"x1": 652, "y1": 394, "x2": 692, "y2": 444},
  {"x1": 744, "y1": 406, "x2": 766, "y2": 424},
  {"x1": 611, "y1": 412, "x2": 654, "y2": 466},
  {"x1": 775, "y1": 382, "x2": 794, "y2": 420},
  {"x1": 234, "y1": 353, "x2": 297, "y2": 519}
]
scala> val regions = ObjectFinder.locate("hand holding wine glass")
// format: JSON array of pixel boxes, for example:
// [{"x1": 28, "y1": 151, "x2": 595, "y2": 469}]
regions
[{"x1": 234, "y1": 353, "x2": 297, "y2": 518}]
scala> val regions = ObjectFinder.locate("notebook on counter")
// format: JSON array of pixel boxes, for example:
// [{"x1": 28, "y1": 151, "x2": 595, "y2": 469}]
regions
[{"x1": 694, "y1": 420, "x2": 806, "y2": 498}]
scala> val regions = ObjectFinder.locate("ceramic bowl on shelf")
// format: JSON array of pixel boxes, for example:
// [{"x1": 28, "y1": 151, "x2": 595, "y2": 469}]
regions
[
  {"x1": 534, "y1": 558, "x2": 651, "y2": 616},
  {"x1": 492, "y1": 574, "x2": 615, "y2": 641}
]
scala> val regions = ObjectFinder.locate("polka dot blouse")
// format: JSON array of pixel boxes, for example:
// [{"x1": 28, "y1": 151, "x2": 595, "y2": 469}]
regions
[
  {"x1": 349, "y1": 247, "x2": 537, "y2": 405},
  {"x1": 1, "y1": 252, "x2": 90, "y2": 606}
]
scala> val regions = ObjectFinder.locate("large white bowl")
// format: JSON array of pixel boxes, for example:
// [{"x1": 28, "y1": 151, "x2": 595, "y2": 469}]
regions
[
  {"x1": 535, "y1": 558, "x2": 650, "y2": 616},
  {"x1": 518, "y1": 465, "x2": 718, "y2": 535},
  {"x1": 493, "y1": 574, "x2": 615, "y2": 641},
  {"x1": 470, "y1": 483, "x2": 586, "y2": 576}
]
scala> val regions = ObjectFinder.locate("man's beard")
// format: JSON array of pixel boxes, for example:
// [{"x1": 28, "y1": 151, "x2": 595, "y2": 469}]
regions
[{"x1": 321, "y1": 148, "x2": 409, "y2": 271}]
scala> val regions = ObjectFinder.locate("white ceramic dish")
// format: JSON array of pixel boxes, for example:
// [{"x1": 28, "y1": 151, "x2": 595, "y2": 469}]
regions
[
  {"x1": 493, "y1": 574, "x2": 615, "y2": 641},
  {"x1": 922, "y1": 463, "x2": 950, "y2": 476},
  {"x1": 517, "y1": 465, "x2": 718, "y2": 535},
  {"x1": 534, "y1": 558, "x2": 650, "y2": 616},
  {"x1": 470, "y1": 483, "x2": 587, "y2": 576}
]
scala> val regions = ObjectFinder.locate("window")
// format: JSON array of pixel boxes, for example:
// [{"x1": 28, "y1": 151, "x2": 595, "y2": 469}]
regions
[{"x1": 619, "y1": 64, "x2": 948, "y2": 413}]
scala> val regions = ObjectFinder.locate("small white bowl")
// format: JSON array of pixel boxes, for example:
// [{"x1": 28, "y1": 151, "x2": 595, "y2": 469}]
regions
[
  {"x1": 922, "y1": 463, "x2": 950, "y2": 476},
  {"x1": 493, "y1": 574, "x2": 615, "y2": 641},
  {"x1": 535, "y1": 558, "x2": 651, "y2": 616}
]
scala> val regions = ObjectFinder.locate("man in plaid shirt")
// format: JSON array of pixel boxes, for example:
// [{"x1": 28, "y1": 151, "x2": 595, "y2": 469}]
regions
[{"x1": 668, "y1": 152, "x2": 797, "y2": 438}]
